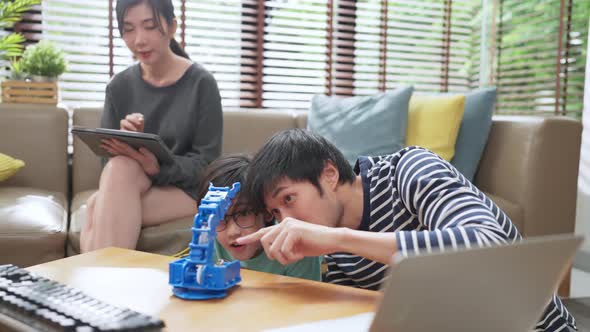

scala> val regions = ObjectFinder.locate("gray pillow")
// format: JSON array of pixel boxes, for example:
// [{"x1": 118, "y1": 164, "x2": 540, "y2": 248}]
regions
[
  {"x1": 308, "y1": 86, "x2": 413, "y2": 165},
  {"x1": 450, "y1": 87, "x2": 497, "y2": 181}
]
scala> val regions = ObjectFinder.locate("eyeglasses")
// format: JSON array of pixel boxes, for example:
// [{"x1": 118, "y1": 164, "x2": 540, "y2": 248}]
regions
[{"x1": 216, "y1": 210, "x2": 258, "y2": 232}]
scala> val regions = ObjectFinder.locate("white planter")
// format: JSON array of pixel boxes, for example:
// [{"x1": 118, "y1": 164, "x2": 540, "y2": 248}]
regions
[
  {"x1": 9, "y1": 73, "x2": 26, "y2": 81},
  {"x1": 31, "y1": 75, "x2": 57, "y2": 83}
]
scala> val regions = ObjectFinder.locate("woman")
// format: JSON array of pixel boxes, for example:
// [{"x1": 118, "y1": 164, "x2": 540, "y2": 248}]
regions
[{"x1": 80, "y1": 0, "x2": 222, "y2": 252}]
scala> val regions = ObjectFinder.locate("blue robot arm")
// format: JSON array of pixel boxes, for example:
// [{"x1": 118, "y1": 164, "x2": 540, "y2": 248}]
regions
[{"x1": 169, "y1": 183, "x2": 242, "y2": 300}]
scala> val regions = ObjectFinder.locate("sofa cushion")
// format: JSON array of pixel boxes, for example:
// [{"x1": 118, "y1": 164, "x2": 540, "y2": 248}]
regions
[
  {"x1": 406, "y1": 94, "x2": 465, "y2": 161},
  {"x1": 68, "y1": 190, "x2": 193, "y2": 256},
  {"x1": 0, "y1": 187, "x2": 67, "y2": 266},
  {"x1": 222, "y1": 109, "x2": 298, "y2": 155},
  {"x1": 72, "y1": 108, "x2": 300, "y2": 195},
  {"x1": 72, "y1": 107, "x2": 103, "y2": 195},
  {"x1": 294, "y1": 110, "x2": 308, "y2": 129},
  {"x1": 451, "y1": 87, "x2": 497, "y2": 181},
  {"x1": 308, "y1": 86, "x2": 413, "y2": 165},
  {"x1": 0, "y1": 105, "x2": 68, "y2": 194},
  {"x1": 0, "y1": 153, "x2": 25, "y2": 182}
]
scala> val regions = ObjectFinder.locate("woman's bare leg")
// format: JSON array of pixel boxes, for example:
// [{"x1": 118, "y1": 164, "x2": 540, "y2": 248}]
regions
[
  {"x1": 140, "y1": 186, "x2": 198, "y2": 227},
  {"x1": 81, "y1": 156, "x2": 151, "y2": 252},
  {"x1": 81, "y1": 157, "x2": 199, "y2": 252},
  {"x1": 80, "y1": 192, "x2": 97, "y2": 253}
]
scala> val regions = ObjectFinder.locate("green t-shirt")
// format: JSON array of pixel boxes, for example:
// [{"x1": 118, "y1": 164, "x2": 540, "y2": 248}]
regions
[{"x1": 213, "y1": 240, "x2": 322, "y2": 281}]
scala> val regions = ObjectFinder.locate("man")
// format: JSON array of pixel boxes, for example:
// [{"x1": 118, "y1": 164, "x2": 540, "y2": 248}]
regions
[{"x1": 237, "y1": 129, "x2": 575, "y2": 331}]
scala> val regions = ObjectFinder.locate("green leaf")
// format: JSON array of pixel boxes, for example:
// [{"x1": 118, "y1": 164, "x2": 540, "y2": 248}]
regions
[
  {"x1": 0, "y1": 0, "x2": 41, "y2": 29},
  {"x1": 0, "y1": 0, "x2": 41, "y2": 60},
  {"x1": 0, "y1": 33, "x2": 25, "y2": 59}
]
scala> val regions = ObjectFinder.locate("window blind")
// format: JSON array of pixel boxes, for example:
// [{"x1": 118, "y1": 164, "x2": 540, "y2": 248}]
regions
[
  {"x1": 42, "y1": 0, "x2": 111, "y2": 106},
  {"x1": 23, "y1": 0, "x2": 587, "y2": 114},
  {"x1": 495, "y1": 0, "x2": 587, "y2": 115}
]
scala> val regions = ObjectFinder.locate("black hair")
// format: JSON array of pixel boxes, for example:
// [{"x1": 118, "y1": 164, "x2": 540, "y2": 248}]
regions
[
  {"x1": 197, "y1": 154, "x2": 273, "y2": 225},
  {"x1": 197, "y1": 154, "x2": 251, "y2": 206},
  {"x1": 245, "y1": 129, "x2": 356, "y2": 213},
  {"x1": 116, "y1": 0, "x2": 190, "y2": 59}
]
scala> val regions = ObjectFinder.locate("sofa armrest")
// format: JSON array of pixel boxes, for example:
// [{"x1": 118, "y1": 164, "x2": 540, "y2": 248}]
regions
[{"x1": 474, "y1": 115, "x2": 582, "y2": 237}]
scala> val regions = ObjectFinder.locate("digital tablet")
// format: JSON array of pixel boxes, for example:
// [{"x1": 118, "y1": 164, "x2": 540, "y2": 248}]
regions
[{"x1": 71, "y1": 126, "x2": 175, "y2": 164}]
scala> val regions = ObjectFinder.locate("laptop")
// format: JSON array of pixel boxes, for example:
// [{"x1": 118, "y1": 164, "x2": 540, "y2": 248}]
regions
[{"x1": 267, "y1": 234, "x2": 583, "y2": 332}]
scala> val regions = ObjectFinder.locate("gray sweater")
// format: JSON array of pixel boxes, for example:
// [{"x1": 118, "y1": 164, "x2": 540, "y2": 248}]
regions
[{"x1": 101, "y1": 63, "x2": 223, "y2": 198}]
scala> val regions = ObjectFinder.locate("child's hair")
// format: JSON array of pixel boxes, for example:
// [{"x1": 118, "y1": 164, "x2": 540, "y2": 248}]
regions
[
  {"x1": 197, "y1": 154, "x2": 254, "y2": 207},
  {"x1": 198, "y1": 154, "x2": 272, "y2": 226},
  {"x1": 245, "y1": 129, "x2": 355, "y2": 213},
  {"x1": 174, "y1": 155, "x2": 256, "y2": 259},
  {"x1": 115, "y1": 0, "x2": 190, "y2": 59}
]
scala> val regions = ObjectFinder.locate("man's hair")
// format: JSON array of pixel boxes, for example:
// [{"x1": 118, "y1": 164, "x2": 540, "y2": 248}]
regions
[
  {"x1": 197, "y1": 154, "x2": 254, "y2": 209},
  {"x1": 245, "y1": 129, "x2": 355, "y2": 212}
]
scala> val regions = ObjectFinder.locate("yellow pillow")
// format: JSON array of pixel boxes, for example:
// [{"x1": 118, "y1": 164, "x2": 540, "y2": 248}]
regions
[
  {"x1": 0, "y1": 153, "x2": 25, "y2": 182},
  {"x1": 406, "y1": 95, "x2": 466, "y2": 161}
]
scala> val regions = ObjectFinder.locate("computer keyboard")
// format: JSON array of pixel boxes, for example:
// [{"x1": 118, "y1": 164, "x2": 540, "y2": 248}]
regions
[{"x1": 0, "y1": 264, "x2": 165, "y2": 332}]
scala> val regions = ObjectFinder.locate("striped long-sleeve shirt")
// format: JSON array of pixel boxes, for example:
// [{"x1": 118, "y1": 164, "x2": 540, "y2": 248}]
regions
[{"x1": 324, "y1": 147, "x2": 575, "y2": 332}]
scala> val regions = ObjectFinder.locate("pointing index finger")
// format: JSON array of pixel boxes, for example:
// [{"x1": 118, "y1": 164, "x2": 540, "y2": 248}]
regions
[{"x1": 236, "y1": 227, "x2": 272, "y2": 245}]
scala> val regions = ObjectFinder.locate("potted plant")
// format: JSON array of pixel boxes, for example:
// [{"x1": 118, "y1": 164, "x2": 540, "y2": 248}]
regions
[
  {"x1": 20, "y1": 40, "x2": 67, "y2": 82},
  {"x1": 0, "y1": 0, "x2": 56, "y2": 104}
]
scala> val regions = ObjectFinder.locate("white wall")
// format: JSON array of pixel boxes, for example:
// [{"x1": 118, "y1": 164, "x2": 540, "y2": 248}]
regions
[{"x1": 574, "y1": 18, "x2": 590, "y2": 271}]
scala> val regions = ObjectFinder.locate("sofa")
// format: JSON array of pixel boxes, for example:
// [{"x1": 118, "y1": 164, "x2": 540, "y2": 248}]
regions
[
  {"x1": 0, "y1": 104, "x2": 582, "y2": 294},
  {"x1": 0, "y1": 104, "x2": 69, "y2": 267}
]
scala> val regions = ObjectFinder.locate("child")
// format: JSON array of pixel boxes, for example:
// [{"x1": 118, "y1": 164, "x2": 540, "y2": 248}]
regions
[{"x1": 178, "y1": 154, "x2": 321, "y2": 281}]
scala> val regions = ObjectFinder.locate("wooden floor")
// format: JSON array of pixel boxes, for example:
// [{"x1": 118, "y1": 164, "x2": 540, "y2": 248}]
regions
[
  {"x1": 562, "y1": 297, "x2": 590, "y2": 332},
  {"x1": 571, "y1": 268, "x2": 590, "y2": 298}
]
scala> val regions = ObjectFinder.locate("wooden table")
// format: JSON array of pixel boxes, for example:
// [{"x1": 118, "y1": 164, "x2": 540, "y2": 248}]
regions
[{"x1": 26, "y1": 248, "x2": 379, "y2": 331}]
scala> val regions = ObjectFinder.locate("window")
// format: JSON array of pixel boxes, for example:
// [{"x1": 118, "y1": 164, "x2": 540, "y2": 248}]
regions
[
  {"x1": 42, "y1": 0, "x2": 113, "y2": 106},
  {"x1": 19, "y1": 0, "x2": 587, "y2": 114},
  {"x1": 262, "y1": 0, "x2": 331, "y2": 108},
  {"x1": 182, "y1": 0, "x2": 242, "y2": 109},
  {"x1": 353, "y1": 0, "x2": 479, "y2": 95},
  {"x1": 493, "y1": 0, "x2": 588, "y2": 115}
]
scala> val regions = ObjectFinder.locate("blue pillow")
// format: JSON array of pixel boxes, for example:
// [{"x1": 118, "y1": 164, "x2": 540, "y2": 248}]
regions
[
  {"x1": 308, "y1": 86, "x2": 413, "y2": 166},
  {"x1": 450, "y1": 87, "x2": 497, "y2": 181}
]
